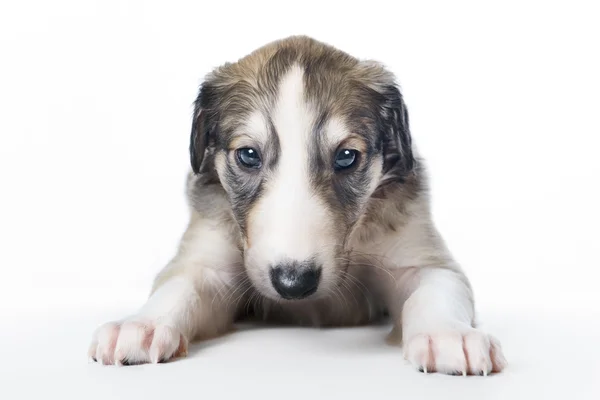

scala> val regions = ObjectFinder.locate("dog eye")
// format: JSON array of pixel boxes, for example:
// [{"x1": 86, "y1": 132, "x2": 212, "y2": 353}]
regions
[
  {"x1": 236, "y1": 147, "x2": 262, "y2": 169},
  {"x1": 334, "y1": 149, "x2": 358, "y2": 170}
]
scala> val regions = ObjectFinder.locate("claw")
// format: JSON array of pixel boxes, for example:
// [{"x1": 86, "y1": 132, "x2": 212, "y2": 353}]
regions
[
  {"x1": 463, "y1": 370, "x2": 467, "y2": 377},
  {"x1": 483, "y1": 369, "x2": 488, "y2": 377},
  {"x1": 423, "y1": 366, "x2": 427, "y2": 374}
]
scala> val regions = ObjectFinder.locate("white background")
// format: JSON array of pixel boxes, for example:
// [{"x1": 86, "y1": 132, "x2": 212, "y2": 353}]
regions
[{"x1": 1, "y1": 0, "x2": 599, "y2": 399}]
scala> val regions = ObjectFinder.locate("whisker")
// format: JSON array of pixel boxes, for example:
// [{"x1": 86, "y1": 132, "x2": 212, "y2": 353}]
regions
[
  {"x1": 231, "y1": 280, "x2": 255, "y2": 311},
  {"x1": 337, "y1": 272, "x2": 359, "y2": 308},
  {"x1": 223, "y1": 276, "x2": 251, "y2": 312}
]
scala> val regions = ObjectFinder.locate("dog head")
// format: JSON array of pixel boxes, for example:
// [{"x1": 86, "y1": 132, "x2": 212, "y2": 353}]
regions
[{"x1": 189, "y1": 36, "x2": 415, "y2": 301}]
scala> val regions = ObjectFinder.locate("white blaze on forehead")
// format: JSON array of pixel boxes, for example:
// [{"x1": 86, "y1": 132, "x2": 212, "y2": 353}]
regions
[
  {"x1": 273, "y1": 64, "x2": 310, "y2": 169},
  {"x1": 247, "y1": 64, "x2": 331, "y2": 266}
]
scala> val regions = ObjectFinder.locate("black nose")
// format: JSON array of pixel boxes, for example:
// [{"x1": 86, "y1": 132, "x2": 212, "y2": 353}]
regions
[{"x1": 269, "y1": 262, "x2": 322, "y2": 300}]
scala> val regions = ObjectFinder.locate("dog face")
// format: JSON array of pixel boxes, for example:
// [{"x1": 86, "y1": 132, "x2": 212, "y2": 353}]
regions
[{"x1": 190, "y1": 37, "x2": 414, "y2": 301}]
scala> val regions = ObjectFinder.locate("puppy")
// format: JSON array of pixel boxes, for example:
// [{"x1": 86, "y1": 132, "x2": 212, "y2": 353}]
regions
[{"x1": 89, "y1": 36, "x2": 507, "y2": 375}]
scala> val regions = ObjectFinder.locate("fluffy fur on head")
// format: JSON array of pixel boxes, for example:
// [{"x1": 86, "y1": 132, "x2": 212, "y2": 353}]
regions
[
  {"x1": 187, "y1": 37, "x2": 420, "y2": 299},
  {"x1": 190, "y1": 36, "x2": 414, "y2": 180}
]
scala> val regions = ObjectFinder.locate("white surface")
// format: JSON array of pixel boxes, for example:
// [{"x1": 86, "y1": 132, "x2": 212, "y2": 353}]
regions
[
  {"x1": 1, "y1": 1, "x2": 599, "y2": 399},
  {"x1": 3, "y1": 306, "x2": 600, "y2": 399}
]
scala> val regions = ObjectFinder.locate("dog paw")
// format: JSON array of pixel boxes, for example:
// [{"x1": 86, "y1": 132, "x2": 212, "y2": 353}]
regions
[
  {"x1": 88, "y1": 319, "x2": 188, "y2": 366},
  {"x1": 403, "y1": 329, "x2": 507, "y2": 376}
]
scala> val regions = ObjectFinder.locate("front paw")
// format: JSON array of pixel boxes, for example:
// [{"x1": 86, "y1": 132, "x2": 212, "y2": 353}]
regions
[
  {"x1": 88, "y1": 319, "x2": 188, "y2": 366},
  {"x1": 403, "y1": 329, "x2": 507, "y2": 376}
]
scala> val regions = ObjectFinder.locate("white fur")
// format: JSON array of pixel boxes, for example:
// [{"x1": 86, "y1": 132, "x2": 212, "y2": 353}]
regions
[
  {"x1": 323, "y1": 116, "x2": 350, "y2": 145},
  {"x1": 348, "y1": 195, "x2": 507, "y2": 374},
  {"x1": 89, "y1": 277, "x2": 195, "y2": 365},
  {"x1": 240, "y1": 111, "x2": 269, "y2": 147},
  {"x1": 244, "y1": 65, "x2": 332, "y2": 295},
  {"x1": 90, "y1": 211, "x2": 242, "y2": 365},
  {"x1": 400, "y1": 268, "x2": 506, "y2": 375}
]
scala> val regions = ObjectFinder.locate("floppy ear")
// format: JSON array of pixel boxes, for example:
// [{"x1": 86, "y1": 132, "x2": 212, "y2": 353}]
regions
[
  {"x1": 379, "y1": 84, "x2": 415, "y2": 183},
  {"x1": 189, "y1": 107, "x2": 208, "y2": 174},
  {"x1": 189, "y1": 83, "x2": 217, "y2": 174}
]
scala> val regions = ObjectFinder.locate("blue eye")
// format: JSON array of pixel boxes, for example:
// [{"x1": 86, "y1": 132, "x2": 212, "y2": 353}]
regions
[
  {"x1": 236, "y1": 147, "x2": 262, "y2": 169},
  {"x1": 334, "y1": 149, "x2": 358, "y2": 170}
]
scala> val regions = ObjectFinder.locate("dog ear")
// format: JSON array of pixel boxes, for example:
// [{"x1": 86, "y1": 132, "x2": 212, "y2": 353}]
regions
[
  {"x1": 189, "y1": 83, "x2": 217, "y2": 174},
  {"x1": 379, "y1": 84, "x2": 415, "y2": 183},
  {"x1": 189, "y1": 108, "x2": 208, "y2": 174}
]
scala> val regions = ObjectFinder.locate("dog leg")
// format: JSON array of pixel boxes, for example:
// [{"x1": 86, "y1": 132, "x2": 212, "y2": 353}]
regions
[
  {"x1": 397, "y1": 267, "x2": 507, "y2": 376},
  {"x1": 89, "y1": 213, "x2": 243, "y2": 366}
]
